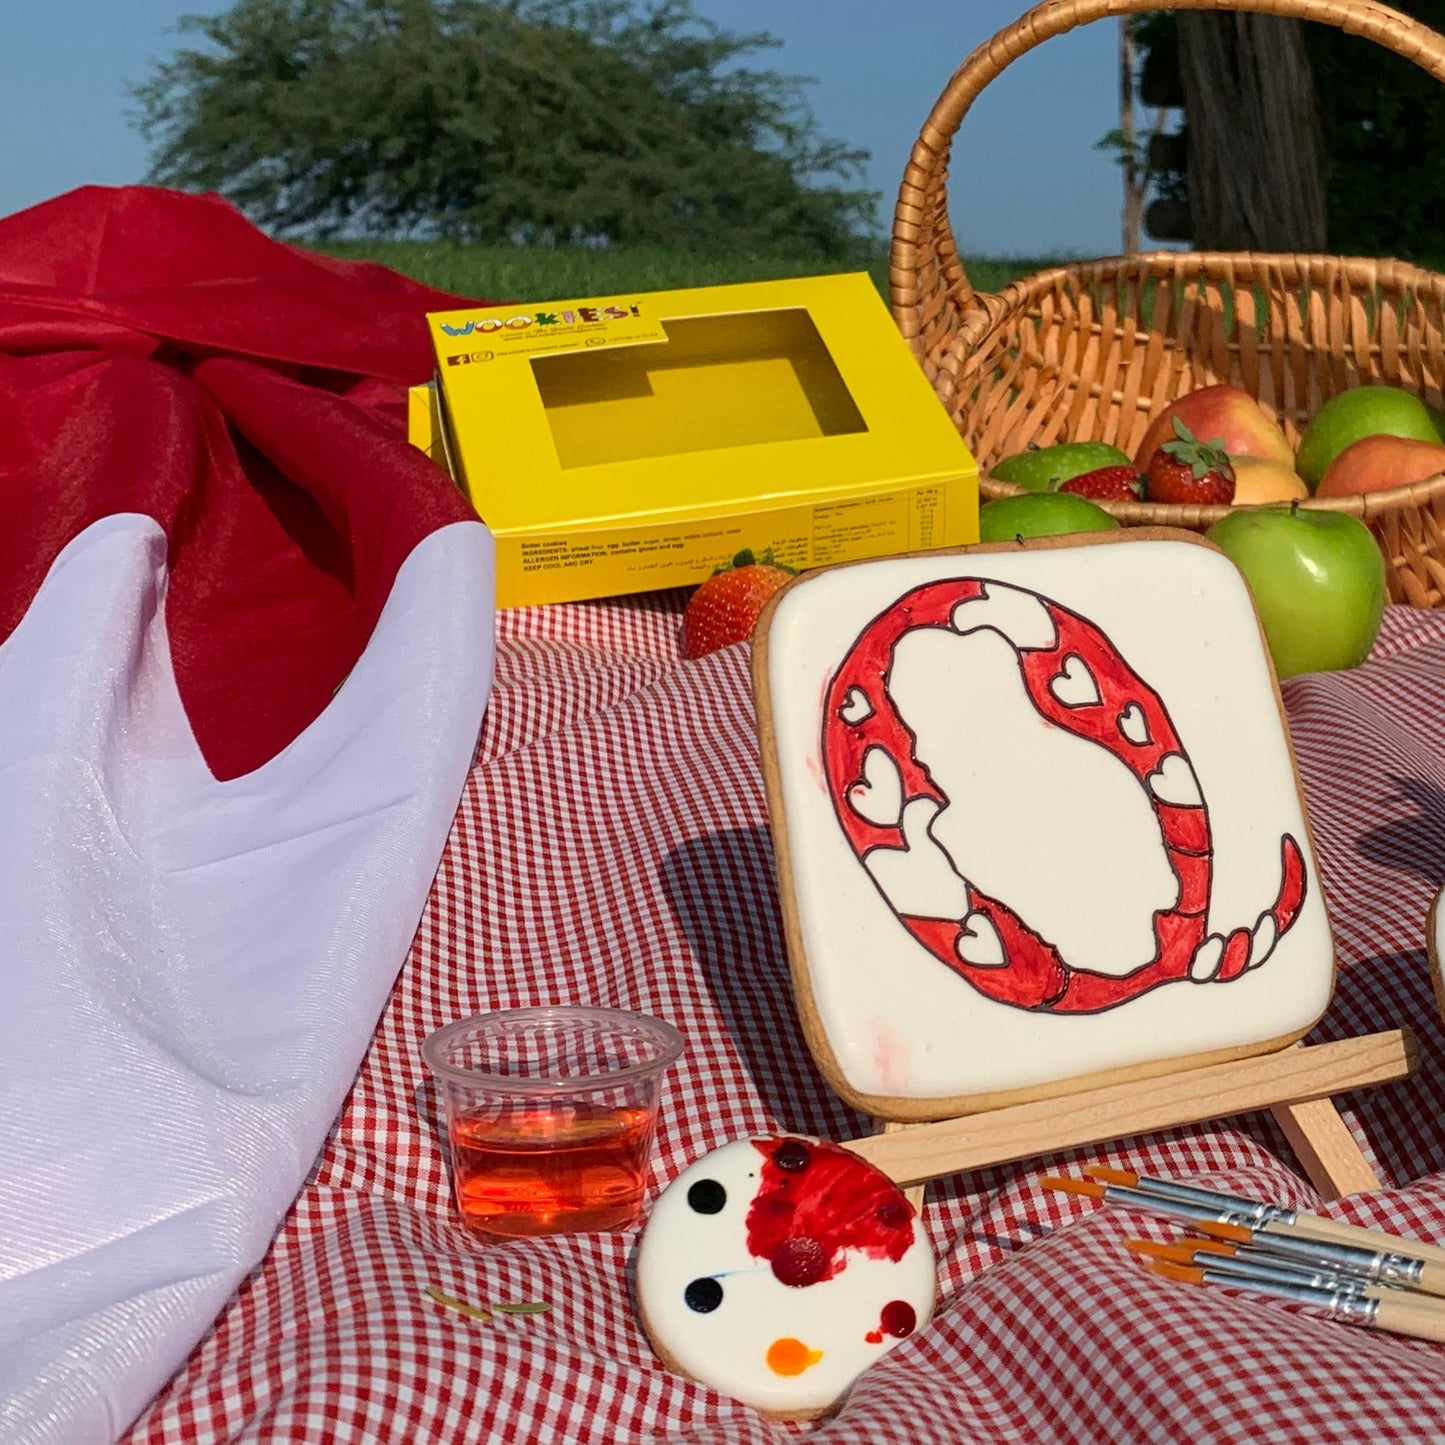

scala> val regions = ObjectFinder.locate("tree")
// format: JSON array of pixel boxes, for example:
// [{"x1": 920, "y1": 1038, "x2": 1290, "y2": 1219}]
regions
[
  {"x1": 131, "y1": 0, "x2": 878, "y2": 254},
  {"x1": 1125, "y1": 4, "x2": 1445, "y2": 261},
  {"x1": 1174, "y1": 11, "x2": 1325, "y2": 252},
  {"x1": 1303, "y1": 0, "x2": 1445, "y2": 261}
]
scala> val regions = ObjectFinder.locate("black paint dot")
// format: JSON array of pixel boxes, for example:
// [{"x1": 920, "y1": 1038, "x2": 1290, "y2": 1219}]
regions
[
  {"x1": 687, "y1": 1179, "x2": 727, "y2": 1215},
  {"x1": 684, "y1": 1277, "x2": 724, "y2": 1313},
  {"x1": 773, "y1": 1140, "x2": 811, "y2": 1172}
]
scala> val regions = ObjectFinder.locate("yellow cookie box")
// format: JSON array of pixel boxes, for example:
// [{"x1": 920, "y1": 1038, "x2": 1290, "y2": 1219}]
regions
[{"x1": 411, "y1": 272, "x2": 978, "y2": 607}]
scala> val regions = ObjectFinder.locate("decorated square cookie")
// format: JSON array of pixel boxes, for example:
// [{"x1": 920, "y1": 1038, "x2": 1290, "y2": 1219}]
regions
[{"x1": 754, "y1": 531, "x2": 1336, "y2": 1119}]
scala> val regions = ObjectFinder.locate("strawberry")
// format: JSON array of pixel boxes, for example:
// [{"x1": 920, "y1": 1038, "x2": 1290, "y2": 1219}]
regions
[
  {"x1": 1144, "y1": 418, "x2": 1237, "y2": 505},
  {"x1": 1054, "y1": 465, "x2": 1144, "y2": 502},
  {"x1": 681, "y1": 549, "x2": 796, "y2": 658}
]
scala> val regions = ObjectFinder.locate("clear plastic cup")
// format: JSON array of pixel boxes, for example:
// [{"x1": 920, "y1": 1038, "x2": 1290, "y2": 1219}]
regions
[{"x1": 422, "y1": 1005, "x2": 684, "y2": 1240}]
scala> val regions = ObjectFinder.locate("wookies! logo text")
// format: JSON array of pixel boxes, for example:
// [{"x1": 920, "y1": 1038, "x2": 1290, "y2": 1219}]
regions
[{"x1": 439, "y1": 303, "x2": 643, "y2": 337}]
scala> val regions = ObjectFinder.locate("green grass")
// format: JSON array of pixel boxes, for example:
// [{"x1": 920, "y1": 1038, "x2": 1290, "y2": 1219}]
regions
[{"x1": 313, "y1": 239, "x2": 1059, "y2": 302}]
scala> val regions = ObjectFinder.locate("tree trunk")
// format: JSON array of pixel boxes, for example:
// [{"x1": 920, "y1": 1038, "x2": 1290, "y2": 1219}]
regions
[{"x1": 1176, "y1": 12, "x2": 1327, "y2": 251}]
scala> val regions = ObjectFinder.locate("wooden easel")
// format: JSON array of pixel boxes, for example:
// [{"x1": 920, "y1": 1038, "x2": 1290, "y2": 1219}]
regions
[
  {"x1": 1425, "y1": 888, "x2": 1445, "y2": 1039},
  {"x1": 854, "y1": 1029, "x2": 1417, "y2": 1208},
  {"x1": 852, "y1": 782, "x2": 1445, "y2": 1212},
  {"x1": 854, "y1": 823, "x2": 1445, "y2": 1209},
  {"x1": 856, "y1": 880, "x2": 1445, "y2": 1207},
  {"x1": 751, "y1": 533, "x2": 1423, "y2": 1211}
]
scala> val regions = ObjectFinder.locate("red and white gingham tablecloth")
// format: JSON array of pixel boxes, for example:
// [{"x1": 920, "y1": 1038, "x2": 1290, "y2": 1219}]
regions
[{"x1": 120, "y1": 596, "x2": 1445, "y2": 1444}]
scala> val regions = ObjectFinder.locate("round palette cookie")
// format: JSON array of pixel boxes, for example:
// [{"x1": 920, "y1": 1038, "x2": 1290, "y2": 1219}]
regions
[{"x1": 634, "y1": 1135, "x2": 937, "y2": 1418}]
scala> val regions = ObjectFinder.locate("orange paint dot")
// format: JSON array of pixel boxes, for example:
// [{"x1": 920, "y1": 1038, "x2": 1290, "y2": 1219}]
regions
[{"x1": 766, "y1": 1337, "x2": 823, "y2": 1376}]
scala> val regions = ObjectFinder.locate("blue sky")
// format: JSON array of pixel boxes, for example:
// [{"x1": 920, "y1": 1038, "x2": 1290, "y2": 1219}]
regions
[{"x1": 1, "y1": 1, "x2": 1127, "y2": 258}]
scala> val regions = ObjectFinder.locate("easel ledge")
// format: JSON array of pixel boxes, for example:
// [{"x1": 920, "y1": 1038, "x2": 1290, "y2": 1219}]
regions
[{"x1": 844, "y1": 1030, "x2": 1417, "y2": 1202}]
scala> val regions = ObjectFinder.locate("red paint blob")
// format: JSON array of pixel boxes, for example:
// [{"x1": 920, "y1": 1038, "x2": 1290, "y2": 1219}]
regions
[
  {"x1": 753, "y1": 1196, "x2": 794, "y2": 1227},
  {"x1": 745, "y1": 1138, "x2": 916, "y2": 1284},
  {"x1": 875, "y1": 1199, "x2": 911, "y2": 1229},
  {"x1": 771, "y1": 1236, "x2": 828, "y2": 1287},
  {"x1": 773, "y1": 1140, "x2": 811, "y2": 1172}
]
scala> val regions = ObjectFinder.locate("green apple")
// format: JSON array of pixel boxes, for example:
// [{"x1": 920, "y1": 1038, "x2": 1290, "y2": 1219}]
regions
[
  {"x1": 978, "y1": 492, "x2": 1121, "y2": 543},
  {"x1": 1295, "y1": 385, "x2": 1437, "y2": 489},
  {"x1": 1204, "y1": 506, "x2": 1385, "y2": 679},
  {"x1": 989, "y1": 441, "x2": 1132, "y2": 492}
]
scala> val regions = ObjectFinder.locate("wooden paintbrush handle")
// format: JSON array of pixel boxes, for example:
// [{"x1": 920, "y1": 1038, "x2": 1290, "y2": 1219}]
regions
[
  {"x1": 1373, "y1": 1295, "x2": 1445, "y2": 1345},
  {"x1": 1417, "y1": 1261, "x2": 1445, "y2": 1298},
  {"x1": 1295, "y1": 1214, "x2": 1445, "y2": 1269},
  {"x1": 1365, "y1": 1284, "x2": 1445, "y2": 1316}
]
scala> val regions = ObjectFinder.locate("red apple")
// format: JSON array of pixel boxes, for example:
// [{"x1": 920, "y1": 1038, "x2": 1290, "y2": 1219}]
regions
[
  {"x1": 1314, "y1": 434, "x2": 1445, "y2": 497},
  {"x1": 1204, "y1": 507, "x2": 1385, "y2": 679},
  {"x1": 1135, "y1": 384, "x2": 1294, "y2": 472}
]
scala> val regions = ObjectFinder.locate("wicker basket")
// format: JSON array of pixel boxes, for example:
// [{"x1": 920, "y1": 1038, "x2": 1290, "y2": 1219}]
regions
[{"x1": 891, "y1": 0, "x2": 1445, "y2": 608}]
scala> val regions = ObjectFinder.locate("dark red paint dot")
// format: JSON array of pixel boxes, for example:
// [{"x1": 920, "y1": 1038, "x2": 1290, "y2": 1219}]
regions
[
  {"x1": 875, "y1": 1198, "x2": 910, "y2": 1229},
  {"x1": 771, "y1": 1236, "x2": 828, "y2": 1287},
  {"x1": 772, "y1": 1140, "x2": 811, "y2": 1172},
  {"x1": 880, "y1": 1300, "x2": 916, "y2": 1338}
]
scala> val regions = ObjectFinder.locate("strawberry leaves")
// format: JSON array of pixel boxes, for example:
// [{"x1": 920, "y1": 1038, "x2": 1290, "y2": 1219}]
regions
[
  {"x1": 1145, "y1": 418, "x2": 1237, "y2": 505},
  {"x1": 682, "y1": 552, "x2": 796, "y2": 657},
  {"x1": 712, "y1": 547, "x2": 797, "y2": 577},
  {"x1": 1161, "y1": 417, "x2": 1234, "y2": 482}
]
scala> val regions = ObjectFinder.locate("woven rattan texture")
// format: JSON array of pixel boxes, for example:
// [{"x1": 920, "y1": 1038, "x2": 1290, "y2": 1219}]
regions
[
  {"x1": 892, "y1": 0, "x2": 1445, "y2": 606},
  {"x1": 119, "y1": 595, "x2": 1445, "y2": 1444}
]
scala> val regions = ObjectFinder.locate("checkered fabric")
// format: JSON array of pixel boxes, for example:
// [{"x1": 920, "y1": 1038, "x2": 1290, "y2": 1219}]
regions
[{"x1": 122, "y1": 600, "x2": 1445, "y2": 1444}]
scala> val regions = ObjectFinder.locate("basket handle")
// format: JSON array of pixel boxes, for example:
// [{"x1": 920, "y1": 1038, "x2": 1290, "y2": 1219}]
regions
[{"x1": 891, "y1": 0, "x2": 1445, "y2": 370}]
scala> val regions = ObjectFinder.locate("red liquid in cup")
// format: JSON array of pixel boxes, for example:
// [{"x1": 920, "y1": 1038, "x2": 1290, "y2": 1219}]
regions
[{"x1": 450, "y1": 1102, "x2": 654, "y2": 1238}]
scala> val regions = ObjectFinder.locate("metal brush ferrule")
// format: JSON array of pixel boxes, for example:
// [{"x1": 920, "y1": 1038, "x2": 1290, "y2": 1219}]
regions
[
  {"x1": 1206, "y1": 1252, "x2": 1368, "y2": 1296},
  {"x1": 1249, "y1": 1229, "x2": 1424, "y2": 1287},
  {"x1": 1254, "y1": 1204, "x2": 1295, "y2": 1227},
  {"x1": 1203, "y1": 1269, "x2": 1382, "y2": 1328},
  {"x1": 1216, "y1": 1273, "x2": 1339, "y2": 1309},
  {"x1": 1109, "y1": 1184, "x2": 1240, "y2": 1226},
  {"x1": 1329, "y1": 1293, "x2": 1380, "y2": 1328},
  {"x1": 1374, "y1": 1254, "x2": 1426, "y2": 1290},
  {"x1": 1113, "y1": 1176, "x2": 1283, "y2": 1229}
]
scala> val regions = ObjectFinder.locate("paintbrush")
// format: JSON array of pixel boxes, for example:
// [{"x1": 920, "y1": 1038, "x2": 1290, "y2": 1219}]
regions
[
  {"x1": 1142, "y1": 1257, "x2": 1445, "y2": 1345},
  {"x1": 1085, "y1": 1164, "x2": 1445, "y2": 1267},
  {"x1": 1190, "y1": 1217, "x2": 1445, "y2": 1299},
  {"x1": 1045, "y1": 1173, "x2": 1445, "y2": 1282},
  {"x1": 1043, "y1": 1172, "x2": 1445, "y2": 1299},
  {"x1": 1043, "y1": 1174, "x2": 1251, "y2": 1229},
  {"x1": 1126, "y1": 1237, "x2": 1445, "y2": 1318}
]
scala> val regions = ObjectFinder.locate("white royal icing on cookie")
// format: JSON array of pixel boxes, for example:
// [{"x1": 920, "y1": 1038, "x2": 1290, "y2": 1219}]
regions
[{"x1": 634, "y1": 1136, "x2": 937, "y2": 1416}]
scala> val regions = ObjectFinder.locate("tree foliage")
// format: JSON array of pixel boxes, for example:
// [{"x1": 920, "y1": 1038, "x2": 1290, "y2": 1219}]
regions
[
  {"x1": 1302, "y1": 0, "x2": 1445, "y2": 261},
  {"x1": 132, "y1": 0, "x2": 878, "y2": 254}
]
